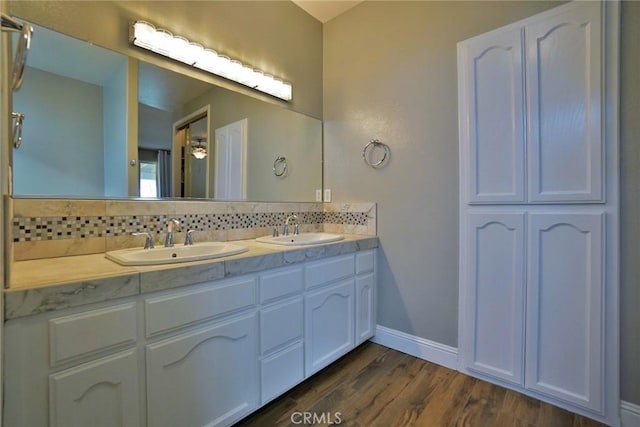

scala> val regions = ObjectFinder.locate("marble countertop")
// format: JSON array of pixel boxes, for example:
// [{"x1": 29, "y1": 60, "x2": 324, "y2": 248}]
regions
[{"x1": 5, "y1": 234, "x2": 379, "y2": 320}]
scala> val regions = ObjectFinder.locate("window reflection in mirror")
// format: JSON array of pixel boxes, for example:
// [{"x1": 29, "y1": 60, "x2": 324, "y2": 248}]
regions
[{"x1": 12, "y1": 23, "x2": 128, "y2": 197}]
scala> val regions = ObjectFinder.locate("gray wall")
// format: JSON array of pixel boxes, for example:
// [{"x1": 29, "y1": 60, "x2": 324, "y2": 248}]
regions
[
  {"x1": 325, "y1": 0, "x2": 639, "y2": 405},
  {"x1": 184, "y1": 85, "x2": 322, "y2": 202},
  {"x1": 9, "y1": 1, "x2": 323, "y2": 119},
  {"x1": 138, "y1": 103, "x2": 173, "y2": 151},
  {"x1": 13, "y1": 67, "x2": 105, "y2": 196}
]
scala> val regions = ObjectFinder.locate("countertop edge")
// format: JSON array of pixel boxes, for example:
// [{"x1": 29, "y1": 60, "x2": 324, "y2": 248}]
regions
[{"x1": 5, "y1": 235, "x2": 379, "y2": 320}]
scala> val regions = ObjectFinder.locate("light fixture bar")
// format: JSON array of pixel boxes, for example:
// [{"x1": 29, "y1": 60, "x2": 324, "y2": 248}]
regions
[{"x1": 130, "y1": 21, "x2": 292, "y2": 101}]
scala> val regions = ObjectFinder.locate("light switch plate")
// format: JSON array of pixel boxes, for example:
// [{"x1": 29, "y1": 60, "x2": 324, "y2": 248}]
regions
[
  {"x1": 315, "y1": 189, "x2": 322, "y2": 202},
  {"x1": 323, "y1": 189, "x2": 332, "y2": 202}
]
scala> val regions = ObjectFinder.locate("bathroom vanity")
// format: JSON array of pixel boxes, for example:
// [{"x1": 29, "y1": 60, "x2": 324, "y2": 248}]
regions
[{"x1": 3, "y1": 236, "x2": 378, "y2": 427}]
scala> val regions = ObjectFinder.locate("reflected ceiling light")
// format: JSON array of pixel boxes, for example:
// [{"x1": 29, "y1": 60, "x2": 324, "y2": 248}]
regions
[
  {"x1": 130, "y1": 21, "x2": 292, "y2": 101},
  {"x1": 191, "y1": 138, "x2": 207, "y2": 159}
]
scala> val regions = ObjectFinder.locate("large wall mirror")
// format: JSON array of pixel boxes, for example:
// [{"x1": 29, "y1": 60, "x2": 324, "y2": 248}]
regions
[{"x1": 12, "y1": 22, "x2": 322, "y2": 201}]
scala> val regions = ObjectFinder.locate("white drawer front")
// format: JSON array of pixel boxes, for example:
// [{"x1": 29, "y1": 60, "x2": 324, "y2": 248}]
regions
[
  {"x1": 356, "y1": 250, "x2": 375, "y2": 275},
  {"x1": 259, "y1": 266, "x2": 303, "y2": 304},
  {"x1": 260, "y1": 297, "x2": 303, "y2": 355},
  {"x1": 261, "y1": 343, "x2": 304, "y2": 405},
  {"x1": 49, "y1": 303, "x2": 137, "y2": 367},
  {"x1": 145, "y1": 277, "x2": 256, "y2": 337},
  {"x1": 305, "y1": 254, "x2": 354, "y2": 289}
]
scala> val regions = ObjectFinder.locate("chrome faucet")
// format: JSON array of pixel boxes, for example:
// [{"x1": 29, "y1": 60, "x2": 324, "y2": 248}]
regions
[
  {"x1": 132, "y1": 231, "x2": 154, "y2": 249},
  {"x1": 184, "y1": 229, "x2": 195, "y2": 246},
  {"x1": 165, "y1": 218, "x2": 181, "y2": 247},
  {"x1": 283, "y1": 215, "x2": 299, "y2": 236}
]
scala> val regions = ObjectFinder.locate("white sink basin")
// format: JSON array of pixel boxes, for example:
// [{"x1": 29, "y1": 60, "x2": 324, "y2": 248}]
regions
[
  {"x1": 256, "y1": 232, "x2": 344, "y2": 246},
  {"x1": 105, "y1": 242, "x2": 248, "y2": 266}
]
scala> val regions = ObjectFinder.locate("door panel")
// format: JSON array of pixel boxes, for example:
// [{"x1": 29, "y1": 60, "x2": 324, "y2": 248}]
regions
[
  {"x1": 460, "y1": 27, "x2": 525, "y2": 203},
  {"x1": 526, "y1": 2, "x2": 602, "y2": 202},
  {"x1": 526, "y1": 213, "x2": 604, "y2": 412},
  {"x1": 461, "y1": 212, "x2": 525, "y2": 385}
]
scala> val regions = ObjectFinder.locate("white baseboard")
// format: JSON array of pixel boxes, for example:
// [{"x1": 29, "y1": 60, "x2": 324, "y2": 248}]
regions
[
  {"x1": 622, "y1": 401, "x2": 640, "y2": 427},
  {"x1": 370, "y1": 325, "x2": 458, "y2": 370},
  {"x1": 371, "y1": 325, "x2": 637, "y2": 427}
]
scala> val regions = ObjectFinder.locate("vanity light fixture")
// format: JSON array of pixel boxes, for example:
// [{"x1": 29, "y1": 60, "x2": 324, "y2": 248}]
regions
[{"x1": 130, "y1": 21, "x2": 292, "y2": 101}]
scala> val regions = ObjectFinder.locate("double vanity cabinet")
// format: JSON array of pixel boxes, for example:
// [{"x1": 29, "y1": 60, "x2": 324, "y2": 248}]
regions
[{"x1": 4, "y1": 245, "x2": 377, "y2": 427}]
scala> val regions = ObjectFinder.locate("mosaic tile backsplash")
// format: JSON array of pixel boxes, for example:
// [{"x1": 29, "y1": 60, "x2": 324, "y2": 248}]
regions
[
  {"x1": 12, "y1": 211, "x2": 369, "y2": 242},
  {"x1": 9, "y1": 199, "x2": 376, "y2": 261}
]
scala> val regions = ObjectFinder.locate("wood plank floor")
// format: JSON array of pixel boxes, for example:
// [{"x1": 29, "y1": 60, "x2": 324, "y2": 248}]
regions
[{"x1": 236, "y1": 342, "x2": 605, "y2": 427}]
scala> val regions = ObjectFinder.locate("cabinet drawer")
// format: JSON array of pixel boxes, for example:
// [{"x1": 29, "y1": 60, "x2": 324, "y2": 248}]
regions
[
  {"x1": 260, "y1": 297, "x2": 303, "y2": 355},
  {"x1": 305, "y1": 254, "x2": 354, "y2": 289},
  {"x1": 145, "y1": 277, "x2": 256, "y2": 337},
  {"x1": 261, "y1": 343, "x2": 304, "y2": 405},
  {"x1": 259, "y1": 266, "x2": 303, "y2": 304},
  {"x1": 356, "y1": 250, "x2": 375, "y2": 275},
  {"x1": 49, "y1": 303, "x2": 137, "y2": 367}
]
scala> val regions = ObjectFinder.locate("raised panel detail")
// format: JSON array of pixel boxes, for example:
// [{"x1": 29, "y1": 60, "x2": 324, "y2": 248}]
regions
[
  {"x1": 526, "y1": 2, "x2": 602, "y2": 202},
  {"x1": 305, "y1": 254, "x2": 354, "y2": 289},
  {"x1": 460, "y1": 27, "x2": 525, "y2": 203},
  {"x1": 49, "y1": 349, "x2": 140, "y2": 427},
  {"x1": 356, "y1": 250, "x2": 375, "y2": 274},
  {"x1": 146, "y1": 313, "x2": 259, "y2": 427},
  {"x1": 305, "y1": 279, "x2": 355, "y2": 375},
  {"x1": 260, "y1": 343, "x2": 304, "y2": 405},
  {"x1": 356, "y1": 272, "x2": 376, "y2": 345},
  {"x1": 49, "y1": 303, "x2": 137, "y2": 367},
  {"x1": 259, "y1": 266, "x2": 303, "y2": 303},
  {"x1": 461, "y1": 213, "x2": 525, "y2": 385},
  {"x1": 145, "y1": 277, "x2": 256, "y2": 337},
  {"x1": 526, "y1": 213, "x2": 604, "y2": 411},
  {"x1": 260, "y1": 297, "x2": 303, "y2": 355}
]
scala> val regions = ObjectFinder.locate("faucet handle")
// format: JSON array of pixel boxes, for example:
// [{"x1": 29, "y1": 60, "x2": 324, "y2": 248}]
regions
[
  {"x1": 132, "y1": 232, "x2": 154, "y2": 249},
  {"x1": 272, "y1": 227, "x2": 279, "y2": 237},
  {"x1": 184, "y1": 230, "x2": 195, "y2": 246},
  {"x1": 294, "y1": 224, "x2": 299, "y2": 235},
  {"x1": 168, "y1": 218, "x2": 181, "y2": 231}
]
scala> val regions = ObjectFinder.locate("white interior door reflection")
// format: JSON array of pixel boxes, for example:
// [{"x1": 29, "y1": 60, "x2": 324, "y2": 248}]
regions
[{"x1": 214, "y1": 118, "x2": 247, "y2": 200}]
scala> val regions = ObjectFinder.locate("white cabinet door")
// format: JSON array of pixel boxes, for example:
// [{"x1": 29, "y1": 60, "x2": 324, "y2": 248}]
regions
[
  {"x1": 305, "y1": 279, "x2": 355, "y2": 375},
  {"x1": 459, "y1": 26, "x2": 525, "y2": 203},
  {"x1": 460, "y1": 212, "x2": 526, "y2": 386},
  {"x1": 526, "y1": 212, "x2": 604, "y2": 412},
  {"x1": 146, "y1": 313, "x2": 258, "y2": 427},
  {"x1": 355, "y1": 272, "x2": 376, "y2": 345},
  {"x1": 526, "y1": 1, "x2": 603, "y2": 202},
  {"x1": 49, "y1": 349, "x2": 141, "y2": 427}
]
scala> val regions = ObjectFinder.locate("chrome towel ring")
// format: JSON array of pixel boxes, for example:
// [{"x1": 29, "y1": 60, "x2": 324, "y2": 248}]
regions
[
  {"x1": 362, "y1": 139, "x2": 390, "y2": 168},
  {"x1": 273, "y1": 156, "x2": 288, "y2": 177}
]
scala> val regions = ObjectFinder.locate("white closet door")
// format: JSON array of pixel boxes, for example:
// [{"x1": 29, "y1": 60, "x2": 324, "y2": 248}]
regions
[
  {"x1": 459, "y1": 27, "x2": 525, "y2": 204},
  {"x1": 214, "y1": 118, "x2": 248, "y2": 200},
  {"x1": 526, "y1": 2, "x2": 603, "y2": 202},
  {"x1": 460, "y1": 212, "x2": 525, "y2": 385},
  {"x1": 526, "y1": 212, "x2": 604, "y2": 412}
]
